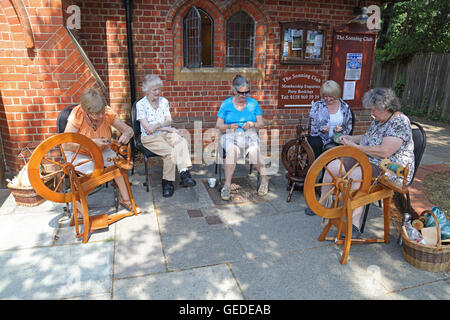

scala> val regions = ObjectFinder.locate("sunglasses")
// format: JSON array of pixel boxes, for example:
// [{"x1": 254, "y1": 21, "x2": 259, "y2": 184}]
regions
[{"x1": 236, "y1": 90, "x2": 250, "y2": 96}]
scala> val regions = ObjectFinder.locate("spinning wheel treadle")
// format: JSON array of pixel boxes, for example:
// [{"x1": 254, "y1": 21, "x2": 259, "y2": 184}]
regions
[
  {"x1": 28, "y1": 132, "x2": 139, "y2": 243},
  {"x1": 304, "y1": 146, "x2": 394, "y2": 265}
]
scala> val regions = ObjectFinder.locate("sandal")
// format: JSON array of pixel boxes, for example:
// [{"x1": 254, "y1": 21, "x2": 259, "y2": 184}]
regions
[
  {"x1": 257, "y1": 181, "x2": 269, "y2": 196},
  {"x1": 120, "y1": 200, "x2": 142, "y2": 214},
  {"x1": 221, "y1": 185, "x2": 231, "y2": 201}
]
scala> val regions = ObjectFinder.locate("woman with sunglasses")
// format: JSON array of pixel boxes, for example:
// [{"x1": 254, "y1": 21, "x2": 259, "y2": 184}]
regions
[
  {"x1": 64, "y1": 88, "x2": 141, "y2": 213},
  {"x1": 215, "y1": 74, "x2": 269, "y2": 201}
]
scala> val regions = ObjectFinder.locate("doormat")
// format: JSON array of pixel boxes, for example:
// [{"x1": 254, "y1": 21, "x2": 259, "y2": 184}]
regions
[{"x1": 203, "y1": 176, "x2": 264, "y2": 206}]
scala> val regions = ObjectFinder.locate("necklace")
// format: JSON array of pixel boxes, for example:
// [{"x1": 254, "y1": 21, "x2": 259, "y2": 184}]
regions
[{"x1": 86, "y1": 113, "x2": 99, "y2": 131}]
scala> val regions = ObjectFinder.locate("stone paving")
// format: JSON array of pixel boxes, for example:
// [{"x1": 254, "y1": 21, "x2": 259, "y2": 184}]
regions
[{"x1": 0, "y1": 118, "x2": 449, "y2": 300}]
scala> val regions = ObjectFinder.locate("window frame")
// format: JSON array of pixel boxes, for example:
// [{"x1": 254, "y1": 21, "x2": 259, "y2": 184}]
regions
[
  {"x1": 183, "y1": 6, "x2": 214, "y2": 68},
  {"x1": 226, "y1": 10, "x2": 255, "y2": 68}
]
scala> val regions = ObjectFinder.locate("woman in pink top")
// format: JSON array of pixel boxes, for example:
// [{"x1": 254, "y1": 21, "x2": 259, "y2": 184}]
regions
[{"x1": 64, "y1": 88, "x2": 141, "y2": 213}]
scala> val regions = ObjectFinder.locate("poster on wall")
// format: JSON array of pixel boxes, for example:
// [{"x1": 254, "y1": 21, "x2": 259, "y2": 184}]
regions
[
  {"x1": 278, "y1": 71, "x2": 323, "y2": 108},
  {"x1": 344, "y1": 53, "x2": 363, "y2": 80},
  {"x1": 343, "y1": 81, "x2": 356, "y2": 100},
  {"x1": 305, "y1": 30, "x2": 323, "y2": 59}
]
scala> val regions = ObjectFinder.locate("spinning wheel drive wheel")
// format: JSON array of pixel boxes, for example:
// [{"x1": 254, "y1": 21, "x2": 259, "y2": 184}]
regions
[
  {"x1": 304, "y1": 146, "x2": 372, "y2": 220},
  {"x1": 281, "y1": 139, "x2": 315, "y2": 178},
  {"x1": 28, "y1": 133, "x2": 104, "y2": 204}
]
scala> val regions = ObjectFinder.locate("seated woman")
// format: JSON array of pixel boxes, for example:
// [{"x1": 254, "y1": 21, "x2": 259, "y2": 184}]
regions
[
  {"x1": 314, "y1": 88, "x2": 415, "y2": 237},
  {"x1": 136, "y1": 74, "x2": 196, "y2": 198},
  {"x1": 64, "y1": 88, "x2": 141, "y2": 213},
  {"x1": 307, "y1": 80, "x2": 353, "y2": 159},
  {"x1": 215, "y1": 74, "x2": 269, "y2": 201}
]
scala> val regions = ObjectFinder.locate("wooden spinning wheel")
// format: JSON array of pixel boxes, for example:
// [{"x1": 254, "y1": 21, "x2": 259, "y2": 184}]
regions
[
  {"x1": 28, "y1": 133, "x2": 139, "y2": 243},
  {"x1": 281, "y1": 124, "x2": 315, "y2": 202},
  {"x1": 304, "y1": 146, "x2": 397, "y2": 264}
]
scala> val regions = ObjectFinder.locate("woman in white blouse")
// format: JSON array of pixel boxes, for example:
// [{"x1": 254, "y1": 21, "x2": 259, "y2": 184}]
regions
[{"x1": 136, "y1": 74, "x2": 196, "y2": 197}]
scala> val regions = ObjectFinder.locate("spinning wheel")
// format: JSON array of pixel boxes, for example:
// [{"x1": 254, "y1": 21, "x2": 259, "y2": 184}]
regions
[
  {"x1": 28, "y1": 133, "x2": 139, "y2": 243},
  {"x1": 28, "y1": 133, "x2": 104, "y2": 204},
  {"x1": 281, "y1": 124, "x2": 315, "y2": 202},
  {"x1": 304, "y1": 146, "x2": 400, "y2": 264}
]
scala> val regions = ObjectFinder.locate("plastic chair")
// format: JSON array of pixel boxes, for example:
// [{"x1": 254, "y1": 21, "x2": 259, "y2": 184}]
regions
[
  {"x1": 130, "y1": 97, "x2": 161, "y2": 192},
  {"x1": 360, "y1": 121, "x2": 427, "y2": 233}
]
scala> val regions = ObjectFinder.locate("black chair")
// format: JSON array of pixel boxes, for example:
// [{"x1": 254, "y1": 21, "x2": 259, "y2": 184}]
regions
[
  {"x1": 131, "y1": 97, "x2": 161, "y2": 192},
  {"x1": 57, "y1": 104, "x2": 78, "y2": 133},
  {"x1": 360, "y1": 121, "x2": 427, "y2": 233}
]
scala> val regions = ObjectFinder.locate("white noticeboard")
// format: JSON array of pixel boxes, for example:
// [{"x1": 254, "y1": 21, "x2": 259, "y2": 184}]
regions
[{"x1": 343, "y1": 81, "x2": 356, "y2": 100}]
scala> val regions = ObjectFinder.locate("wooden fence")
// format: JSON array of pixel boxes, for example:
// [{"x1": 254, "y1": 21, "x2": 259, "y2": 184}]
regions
[{"x1": 371, "y1": 53, "x2": 449, "y2": 121}]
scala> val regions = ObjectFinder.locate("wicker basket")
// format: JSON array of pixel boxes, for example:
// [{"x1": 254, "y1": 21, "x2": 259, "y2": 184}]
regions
[
  {"x1": 7, "y1": 183, "x2": 46, "y2": 207},
  {"x1": 7, "y1": 163, "x2": 55, "y2": 207},
  {"x1": 401, "y1": 209, "x2": 450, "y2": 272}
]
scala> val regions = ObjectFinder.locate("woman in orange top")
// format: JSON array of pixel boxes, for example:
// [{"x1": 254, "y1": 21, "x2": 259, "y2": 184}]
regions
[{"x1": 64, "y1": 88, "x2": 140, "y2": 213}]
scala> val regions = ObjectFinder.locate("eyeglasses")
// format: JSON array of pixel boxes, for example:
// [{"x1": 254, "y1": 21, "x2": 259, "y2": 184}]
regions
[{"x1": 236, "y1": 90, "x2": 250, "y2": 96}]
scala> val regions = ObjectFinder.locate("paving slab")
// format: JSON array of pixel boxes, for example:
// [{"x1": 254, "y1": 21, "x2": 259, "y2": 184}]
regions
[
  {"x1": 0, "y1": 241, "x2": 113, "y2": 299},
  {"x1": 0, "y1": 211, "x2": 62, "y2": 250},
  {"x1": 114, "y1": 212, "x2": 166, "y2": 279},
  {"x1": 113, "y1": 264, "x2": 243, "y2": 300},
  {"x1": 162, "y1": 229, "x2": 246, "y2": 271},
  {"x1": 229, "y1": 211, "x2": 329, "y2": 260},
  {"x1": 230, "y1": 246, "x2": 388, "y2": 300}
]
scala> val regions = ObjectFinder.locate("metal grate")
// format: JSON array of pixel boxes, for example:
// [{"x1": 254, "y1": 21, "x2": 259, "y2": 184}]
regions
[
  {"x1": 226, "y1": 11, "x2": 255, "y2": 67},
  {"x1": 183, "y1": 6, "x2": 201, "y2": 68}
]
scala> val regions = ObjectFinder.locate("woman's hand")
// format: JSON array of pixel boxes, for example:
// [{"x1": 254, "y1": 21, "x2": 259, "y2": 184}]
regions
[
  {"x1": 93, "y1": 137, "x2": 110, "y2": 149},
  {"x1": 335, "y1": 125, "x2": 343, "y2": 132},
  {"x1": 160, "y1": 127, "x2": 178, "y2": 133},
  {"x1": 340, "y1": 135, "x2": 357, "y2": 146},
  {"x1": 242, "y1": 121, "x2": 255, "y2": 130},
  {"x1": 145, "y1": 123, "x2": 159, "y2": 135},
  {"x1": 321, "y1": 126, "x2": 329, "y2": 133}
]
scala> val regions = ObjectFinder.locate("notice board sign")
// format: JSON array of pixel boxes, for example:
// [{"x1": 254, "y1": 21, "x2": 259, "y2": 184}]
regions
[
  {"x1": 329, "y1": 24, "x2": 377, "y2": 109},
  {"x1": 278, "y1": 71, "x2": 323, "y2": 108}
]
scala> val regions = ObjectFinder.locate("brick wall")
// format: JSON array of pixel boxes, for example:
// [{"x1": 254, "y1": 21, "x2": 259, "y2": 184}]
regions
[
  {"x1": 0, "y1": 0, "x2": 103, "y2": 171},
  {"x1": 0, "y1": 0, "x2": 379, "y2": 172},
  {"x1": 76, "y1": 0, "x2": 377, "y2": 141}
]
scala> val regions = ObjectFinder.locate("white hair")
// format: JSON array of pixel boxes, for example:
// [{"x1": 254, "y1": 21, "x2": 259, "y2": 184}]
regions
[{"x1": 142, "y1": 74, "x2": 163, "y2": 93}]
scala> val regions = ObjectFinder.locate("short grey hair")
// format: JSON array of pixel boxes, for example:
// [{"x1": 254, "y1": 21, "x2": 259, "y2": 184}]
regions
[
  {"x1": 142, "y1": 74, "x2": 163, "y2": 93},
  {"x1": 232, "y1": 74, "x2": 250, "y2": 92},
  {"x1": 362, "y1": 88, "x2": 401, "y2": 112}
]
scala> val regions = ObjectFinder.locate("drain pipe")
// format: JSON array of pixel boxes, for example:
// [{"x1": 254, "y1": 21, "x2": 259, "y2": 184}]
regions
[{"x1": 124, "y1": 0, "x2": 136, "y2": 105}]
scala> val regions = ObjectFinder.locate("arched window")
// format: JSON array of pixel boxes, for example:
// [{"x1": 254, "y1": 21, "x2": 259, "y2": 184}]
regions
[
  {"x1": 226, "y1": 11, "x2": 254, "y2": 67},
  {"x1": 183, "y1": 6, "x2": 213, "y2": 68}
]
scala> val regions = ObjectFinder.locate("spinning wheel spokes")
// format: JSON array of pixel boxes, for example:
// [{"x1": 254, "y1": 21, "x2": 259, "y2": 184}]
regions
[
  {"x1": 28, "y1": 133, "x2": 104, "y2": 203},
  {"x1": 304, "y1": 146, "x2": 372, "y2": 219}
]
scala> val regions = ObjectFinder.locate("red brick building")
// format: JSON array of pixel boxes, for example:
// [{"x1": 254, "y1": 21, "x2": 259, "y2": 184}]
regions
[{"x1": 0, "y1": 0, "x2": 380, "y2": 173}]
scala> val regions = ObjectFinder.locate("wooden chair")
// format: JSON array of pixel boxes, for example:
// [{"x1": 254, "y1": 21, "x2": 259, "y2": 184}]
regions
[
  {"x1": 130, "y1": 97, "x2": 161, "y2": 192},
  {"x1": 359, "y1": 121, "x2": 427, "y2": 232}
]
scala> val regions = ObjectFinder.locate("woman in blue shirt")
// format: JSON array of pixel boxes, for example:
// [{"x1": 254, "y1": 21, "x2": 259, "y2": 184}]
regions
[{"x1": 215, "y1": 75, "x2": 268, "y2": 201}]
